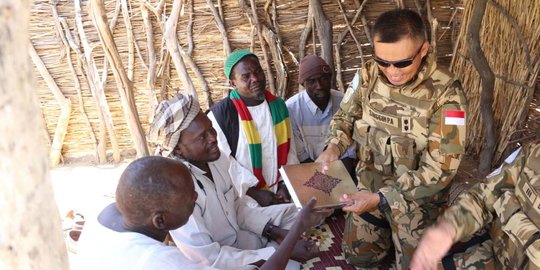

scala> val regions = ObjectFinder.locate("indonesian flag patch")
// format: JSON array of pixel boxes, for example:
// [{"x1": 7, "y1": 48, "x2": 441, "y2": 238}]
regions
[{"x1": 444, "y1": 110, "x2": 465, "y2": 126}]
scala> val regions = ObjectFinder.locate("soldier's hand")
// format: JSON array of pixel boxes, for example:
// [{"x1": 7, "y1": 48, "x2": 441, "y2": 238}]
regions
[
  {"x1": 339, "y1": 191, "x2": 379, "y2": 215},
  {"x1": 316, "y1": 143, "x2": 340, "y2": 174},
  {"x1": 410, "y1": 221, "x2": 456, "y2": 270}
]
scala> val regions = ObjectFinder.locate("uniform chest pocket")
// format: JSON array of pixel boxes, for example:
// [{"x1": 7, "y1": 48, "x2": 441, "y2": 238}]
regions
[
  {"x1": 499, "y1": 211, "x2": 540, "y2": 268},
  {"x1": 390, "y1": 136, "x2": 418, "y2": 176},
  {"x1": 353, "y1": 120, "x2": 372, "y2": 163},
  {"x1": 352, "y1": 120, "x2": 369, "y2": 145},
  {"x1": 493, "y1": 191, "x2": 521, "y2": 225},
  {"x1": 368, "y1": 128, "x2": 392, "y2": 176}
]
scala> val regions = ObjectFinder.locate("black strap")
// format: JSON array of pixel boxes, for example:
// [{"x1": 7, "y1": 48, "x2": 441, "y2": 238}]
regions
[
  {"x1": 210, "y1": 97, "x2": 239, "y2": 157},
  {"x1": 359, "y1": 212, "x2": 390, "y2": 229},
  {"x1": 441, "y1": 255, "x2": 456, "y2": 270},
  {"x1": 442, "y1": 230, "x2": 491, "y2": 270}
]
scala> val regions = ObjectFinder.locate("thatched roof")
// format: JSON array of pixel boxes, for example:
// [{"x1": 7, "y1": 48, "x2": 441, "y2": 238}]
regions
[
  {"x1": 451, "y1": 0, "x2": 540, "y2": 163},
  {"x1": 31, "y1": 0, "x2": 538, "y2": 167}
]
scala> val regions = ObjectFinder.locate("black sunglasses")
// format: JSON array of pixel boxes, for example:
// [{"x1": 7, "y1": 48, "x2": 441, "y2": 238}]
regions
[{"x1": 374, "y1": 46, "x2": 423, "y2": 69}]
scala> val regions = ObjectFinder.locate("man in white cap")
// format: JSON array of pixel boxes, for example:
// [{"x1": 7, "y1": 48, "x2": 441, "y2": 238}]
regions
[{"x1": 286, "y1": 54, "x2": 356, "y2": 181}]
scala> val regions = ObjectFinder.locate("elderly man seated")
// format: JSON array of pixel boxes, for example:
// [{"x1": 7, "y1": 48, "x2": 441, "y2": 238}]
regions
[
  {"x1": 147, "y1": 94, "x2": 330, "y2": 270},
  {"x1": 77, "y1": 155, "x2": 328, "y2": 270}
]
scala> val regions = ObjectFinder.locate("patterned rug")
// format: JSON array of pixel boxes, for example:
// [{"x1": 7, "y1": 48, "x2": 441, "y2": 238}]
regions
[
  {"x1": 301, "y1": 212, "x2": 394, "y2": 270},
  {"x1": 301, "y1": 213, "x2": 356, "y2": 270}
]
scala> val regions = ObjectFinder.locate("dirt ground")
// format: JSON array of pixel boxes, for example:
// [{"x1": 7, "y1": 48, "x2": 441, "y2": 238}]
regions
[
  {"x1": 51, "y1": 163, "x2": 127, "y2": 219},
  {"x1": 51, "y1": 161, "x2": 129, "y2": 269}
]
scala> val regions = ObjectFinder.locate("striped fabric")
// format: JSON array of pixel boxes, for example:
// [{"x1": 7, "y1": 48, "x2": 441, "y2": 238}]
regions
[
  {"x1": 147, "y1": 94, "x2": 200, "y2": 157},
  {"x1": 229, "y1": 90, "x2": 291, "y2": 189}
]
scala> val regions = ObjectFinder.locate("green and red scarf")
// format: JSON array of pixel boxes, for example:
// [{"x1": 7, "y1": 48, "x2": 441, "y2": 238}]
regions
[{"x1": 230, "y1": 90, "x2": 291, "y2": 189}]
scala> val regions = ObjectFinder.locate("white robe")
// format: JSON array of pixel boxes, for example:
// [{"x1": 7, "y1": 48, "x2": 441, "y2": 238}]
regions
[
  {"x1": 170, "y1": 152, "x2": 300, "y2": 269},
  {"x1": 208, "y1": 100, "x2": 299, "y2": 195},
  {"x1": 77, "y1": 215, "x2": 218, "y2": 270}
]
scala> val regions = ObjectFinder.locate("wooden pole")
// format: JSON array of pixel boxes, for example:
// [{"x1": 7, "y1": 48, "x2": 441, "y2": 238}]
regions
[
  {"x1": 74, "y1": 0, "x2": 121, "y2": 163},
  {"x1": 0, "y1": 0, "x2": 68, "y2": 268},
  {"x1": 99, "y1": 0, "x2": 122, "y2": 94},
  {"x1": 299, "y1": 4, "x2": 313, "y2": 62},
  {"x1": 336, "y1": 0, "x2": 364, "y2": 67},
  {"x1": 334, "y1": 43, "x2": 344, "y2": 92},
  {"x1": 90, "y1": 0, "x2": 150, "y2": 157},
  {"x1": 29, "y1": 43, "x2": 72, "y2": 167},
  {"x1": 51, "y1": 2, "x2": 101, "y2": 162},
  {"x1": 121, "y1": 0, "x2": 135, "y2": 80},
  {"x1": 262, "y1": 25, "x2": 289, "y2": 97},
  {"x1": 186, "y1": 0, "x2": 195, "y2": 56},
  {"x1": 426, "y1": 0, "x2": 438, "y2": 56},
  {"x1": 140, "y1": 0, "x2": 158, "y2": 122},
  {"x1": 249, "y1": 0, "x2": 277, "y2": 95},
  {"x1": 310, "y1": 0, "x2": 334, "y2": 87},
  {"x1": 466, "y1": 0, "x2": 496, "y2": 174},
  {"x1": 164, "y1": 0, "x2": 197, "y2": 99},
  {"x1": 206, "y1": 0, "x2": 232, "y2": 55}
]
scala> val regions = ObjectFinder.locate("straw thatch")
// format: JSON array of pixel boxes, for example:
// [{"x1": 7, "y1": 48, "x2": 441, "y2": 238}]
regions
[
  {"x1": 451, "y1": 0, "x2": 540, "y2": 165},
  {"x1": 32, "y1": 0, "x2": 465, "y2": 164}
]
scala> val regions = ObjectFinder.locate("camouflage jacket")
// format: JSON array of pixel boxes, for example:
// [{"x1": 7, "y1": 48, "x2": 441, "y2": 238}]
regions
[
  {"x1": 441, "y1": 141, "x2": 540, "y2": 268},
  {"x1": 326, "y1": 54, "x2": 467, "y2": 215}
]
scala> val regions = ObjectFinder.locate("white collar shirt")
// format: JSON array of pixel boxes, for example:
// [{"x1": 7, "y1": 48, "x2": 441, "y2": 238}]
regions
[
  {"x1": 286, "y1": 89, "x2": 355, "y2": 161},
  {"x1": 170, "y1": 153, "x2": 276, "y2": 268}
]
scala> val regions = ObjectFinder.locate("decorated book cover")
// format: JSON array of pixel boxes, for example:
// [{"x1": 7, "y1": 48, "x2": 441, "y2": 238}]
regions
[{"x1": 279, "y1": 160, "x2": 357, "y2": 209}]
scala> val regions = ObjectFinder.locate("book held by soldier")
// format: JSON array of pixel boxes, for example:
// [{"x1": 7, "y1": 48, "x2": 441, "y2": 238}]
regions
[{"x1": 279, "y1": 160, "x2": 357, "y2": 209}]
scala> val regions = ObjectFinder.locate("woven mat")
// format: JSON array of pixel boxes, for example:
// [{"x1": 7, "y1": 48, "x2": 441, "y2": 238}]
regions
[
  {"x1": 301, "y1": 213, "x2": 356, "y2": 270},
  {"x1": 301, "y1": 213, "x2": 394, "y2": 270}
]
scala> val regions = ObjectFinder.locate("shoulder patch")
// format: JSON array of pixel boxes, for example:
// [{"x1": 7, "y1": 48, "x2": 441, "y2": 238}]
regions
[
  {"x1": 444, "y1": 109, "x2": 465, "y2": 126},
  {"x1": 343, "y1": 73, "x2": 360, "y2": 104}
]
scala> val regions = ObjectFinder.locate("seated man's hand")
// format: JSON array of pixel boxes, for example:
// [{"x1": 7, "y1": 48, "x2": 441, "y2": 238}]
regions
[
  {"x1": 315, "y1": 143, "x2": 340, "y2": 174},
  {"x1": 297, "y1": 198, "x2": 333, "y2": 230},
  {"x1": 273, "y1": 182, "x2": 291, "y2": 204},
  {"x1": 246, "y1": 187, "x2": 275, "y2": 207},
  {"x1": 340, "y1": 191, "x2": 379, "y2": 215},
  {"x1": 249, "y1": 259, "x2": 265, "y2": 267},
  {"x1": 410, "y1": 221, "x2": 456, "y2": 270},
  {"x1": 290, "y1": 239, "x2": 320, "y2": 263},
  {"x1": 266, "y1": 225, "x2": 289, "y2": 244}
]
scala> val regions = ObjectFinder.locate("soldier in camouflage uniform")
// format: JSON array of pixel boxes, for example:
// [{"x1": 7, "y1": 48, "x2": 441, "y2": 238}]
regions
[
  {"x1": 316, "y1": 9, "x2": 467, "y2": 269},
  {"x1": 411, "y1": 140, "x2": 540, "y2": 269}
]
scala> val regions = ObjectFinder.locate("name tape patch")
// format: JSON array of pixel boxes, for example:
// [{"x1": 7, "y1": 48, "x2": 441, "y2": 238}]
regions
[{"x1": 369, "y1": 108, "x2": 399, "y2": 128}]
